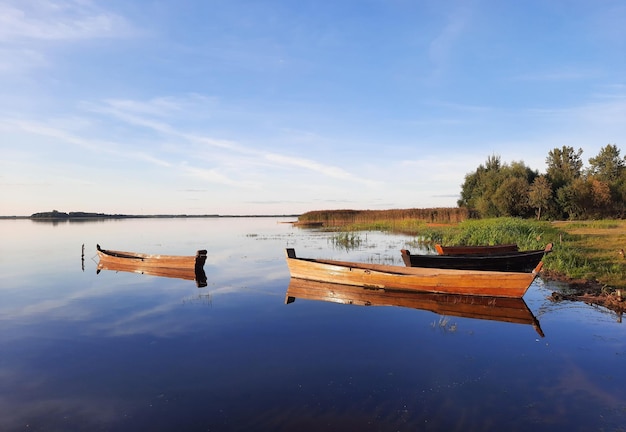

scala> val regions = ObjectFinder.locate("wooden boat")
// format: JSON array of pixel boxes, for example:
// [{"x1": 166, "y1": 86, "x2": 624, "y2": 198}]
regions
[
  {"x1": 401, "y1": 243, "x2": 552, "y2": 273},
  {"x1": 285, "y1": 248, "x2": 542, "y2": 298},
  {"x1": 435, "y1": 243, "x2": 519, "y2": 255},
  {"x1": 285, "y1": 278, "x2": 544, "y2": 336},
  {"x1": 96, "y1": 245, "x2": 208, "y2": 287}
]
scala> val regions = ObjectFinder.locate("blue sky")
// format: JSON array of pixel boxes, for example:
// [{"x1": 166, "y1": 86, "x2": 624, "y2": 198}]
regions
[{"x1": 1, "y1": 0, "x2": 624, "y2": 216}]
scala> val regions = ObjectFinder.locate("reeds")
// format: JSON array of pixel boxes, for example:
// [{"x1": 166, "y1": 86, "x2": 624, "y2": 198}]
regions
[
  {"x1": 329, "y1": 232, "x2": 363, "y2": 250},
  {"x1": 298, "y1": 208, "x2": 473, "y2": 227}
]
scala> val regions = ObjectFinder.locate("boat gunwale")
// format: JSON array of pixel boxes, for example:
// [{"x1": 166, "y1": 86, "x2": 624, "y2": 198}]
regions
[
  {"x1": 435, "y1": 243, "x2": 519, "y2": 255},
  {"x1": 96, "y1": 244, "x2": 207, "y2": 261}
]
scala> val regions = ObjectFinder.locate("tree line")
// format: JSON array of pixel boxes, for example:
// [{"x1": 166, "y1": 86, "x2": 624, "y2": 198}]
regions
[{"x1": 458, "y1": 144, "x2": 625, "y2": 220}]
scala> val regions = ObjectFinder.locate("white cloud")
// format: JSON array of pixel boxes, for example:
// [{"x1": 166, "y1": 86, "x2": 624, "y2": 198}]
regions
[
  {"x1": 0, "y1": 0, "x2": 138, "y2": 75},
  {"x1": 182, "y1": 164, "x2": 258, "y2": 188},
  {"x1": 265, "y1": 153, "x2": 378, "y2": 186},
  {"x1": 0, "y1": 0, "x2": 135, "y2": 41}
]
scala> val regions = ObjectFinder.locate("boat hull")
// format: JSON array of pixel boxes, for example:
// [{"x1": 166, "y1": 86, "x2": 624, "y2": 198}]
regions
[
  {"x1": 285, "y1": 249, "x2": 541, "y2": 298},
  {"x1": 402, "y1": 244, "x2": 552, "y2": 273},
  {"x1": 96, "y1": 245, "x2": 208, "y2": 287}
]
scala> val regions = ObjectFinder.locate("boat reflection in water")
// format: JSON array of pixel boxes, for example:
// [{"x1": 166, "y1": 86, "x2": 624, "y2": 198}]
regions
[
  {"x1": 285, "y1": 278, "x2": 544, "y2": 337},
  {"x1": 96, "y1": 245, "x2": 208, "y2": 287}
]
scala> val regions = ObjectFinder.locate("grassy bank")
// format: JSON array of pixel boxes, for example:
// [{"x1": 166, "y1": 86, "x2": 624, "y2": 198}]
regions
[
  {"x1": 316, "y1": 214, "x2": 626, "y2": 293},
  {"x1": 548, "y1": 220, "x2": 626, "y2": 290}
]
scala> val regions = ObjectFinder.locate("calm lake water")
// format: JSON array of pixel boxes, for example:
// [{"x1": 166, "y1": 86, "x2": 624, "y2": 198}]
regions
[{"x1": 1, "y1": 218, "x2": 625, "y2": 431}]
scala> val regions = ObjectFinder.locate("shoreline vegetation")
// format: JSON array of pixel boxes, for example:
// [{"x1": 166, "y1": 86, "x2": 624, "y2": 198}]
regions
[{"x1": 298, "y1": 208, "x2": 626, "y2": 314}]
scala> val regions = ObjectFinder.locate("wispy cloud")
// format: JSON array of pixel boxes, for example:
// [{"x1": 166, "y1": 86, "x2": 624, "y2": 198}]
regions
[
  {"x1": 182, "y1": 165, "x2": 258, "y2": 188},
  {"x1": 0, "y1": 0, "x2": 137, "y2": 75},
  {"x1": 102, "y1": 95, "x2": 217, "y2": 118},
  {"x1": 89, "y1": 96, "x2": 379, "y2": 186},
  {"x1": 526, "y1": 94, "x2": 626, "y2": 125},
  {"x1": 428, "y1": 5, "x2": 471, "y2": 77},
  {"x1": 0, "y1": 0, "x2": 135, "y2": 41},
  {"x1": 87, "y1": 97, "x2": 244, "y2": 153},
  {"x1": 0, "y1": 118, "x2": 173, "y2": 167},
  {"x1": 265, "y1": 153, "x2": 378, "y2": 186}
]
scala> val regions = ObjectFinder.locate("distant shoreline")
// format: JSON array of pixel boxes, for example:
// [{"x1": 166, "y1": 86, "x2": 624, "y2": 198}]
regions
[{"x1": 0, "y1": 212, "x2": 300, "y2": 220}]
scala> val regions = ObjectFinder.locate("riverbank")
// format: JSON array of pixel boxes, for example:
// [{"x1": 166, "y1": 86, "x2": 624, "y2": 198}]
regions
[
  {"x1": 298, "y1": 211, "x2": 626, "y2": 313},
  {"x1": 544, "y1": 220, "x2": 626, "y2": 313}
]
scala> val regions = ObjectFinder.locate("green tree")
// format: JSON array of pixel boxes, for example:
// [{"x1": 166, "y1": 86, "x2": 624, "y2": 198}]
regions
[
  {"x1": 528, "y1": 176, "x2": 553, "y2": 220},
  {"x1": 557, "y1": 178, "x2": 593, "y2": 219},
  {"x1": 590, "y1": 179, "x2": 612, "y2": 217},
  {"x1": 492, "y1": 176, "x2": 531, "y2": 217},
  {"x1": 458, "y1": 154, "x2": 503, "y2": 212},
  {"x1": 546, "y1": 146, "x2": 583, "y2": 190},
  {"x1": 587, "y1": 144, "x2": 625, "y2": 182},
  {"x1": 459, "y1": 155, "x2": 537, "y2": 217}
]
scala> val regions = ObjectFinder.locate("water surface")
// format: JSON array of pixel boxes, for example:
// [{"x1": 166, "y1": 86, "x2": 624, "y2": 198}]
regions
[{"x1": 1, "y1": 218, "x2": 625, "y2": 431}]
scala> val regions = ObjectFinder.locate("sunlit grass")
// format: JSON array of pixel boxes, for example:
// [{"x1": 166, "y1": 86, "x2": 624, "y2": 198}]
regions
[
  {"x1": 549, "y1": 220, "x2": 626, "y2": 289},
  {"x1": 331, "y1": 216, "x2": 626, "y2": 291}
]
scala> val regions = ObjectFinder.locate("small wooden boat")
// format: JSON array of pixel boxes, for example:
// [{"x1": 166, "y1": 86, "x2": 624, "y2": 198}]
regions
[
  {"x1": 285, "y1": 248, "x2": 542, "y2": 298},
  {"x1": 285, "y1": 278, "x2": 544, "y2": 336},
  {"x1": 401, "y1": 243, "x2": 552, "y2": 273},
  {"x1": 96, "y1": 245, "x2": 208, "y2": 287},
  {"x1": 435, "y1": 243, "x2": 519, "y2": 255}
]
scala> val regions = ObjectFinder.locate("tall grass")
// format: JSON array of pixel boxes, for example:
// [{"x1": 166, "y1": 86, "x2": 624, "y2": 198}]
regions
[
  {"x1": 298, "y1": 208, "x2": 473, "y2": 226},
  {"x1": 329, "y1": 232, "x2": 362, "y2": 250},
  {"x1": 443, "y1": 218, "x2": 556, "y2": 251}
]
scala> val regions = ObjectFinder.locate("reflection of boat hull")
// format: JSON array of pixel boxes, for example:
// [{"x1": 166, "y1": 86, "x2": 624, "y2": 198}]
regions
[
  {"x1": 285, "y1": 278, "x2": 544, "y2": 336},
  {"x1": 96, "y1": 245, "x2": 208, "y2": 287},
  {"x1": 285, "y1": 248, "x2": 540, "y2": 298},
  {"x1": 435, "y1": 243, "x2": 519, "y2": 255},
  {"x1": 401, "y1": 244, "x2": 552, "y2": 273}
]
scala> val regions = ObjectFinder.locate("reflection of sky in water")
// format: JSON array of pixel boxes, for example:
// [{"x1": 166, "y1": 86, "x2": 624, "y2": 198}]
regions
[{"x1": 0, "y1": 218, "x2": 625, "y2": 431}]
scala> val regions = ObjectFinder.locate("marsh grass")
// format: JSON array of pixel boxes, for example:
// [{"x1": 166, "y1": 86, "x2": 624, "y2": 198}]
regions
[
  {"x1": 328, "y1": 216, "x2": 626, "y2": 291},
  {"x1": 298, "y1": 208, "x2": 472, "y2": 226},
  {"x1": 329, "y1": 232, "x2": 363, "y2": 250}
]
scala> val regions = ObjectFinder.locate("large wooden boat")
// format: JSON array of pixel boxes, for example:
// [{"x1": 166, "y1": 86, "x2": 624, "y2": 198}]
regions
[
  {"x1": 435, "y1": 243, "x2": 519, "y2": 255},
  {"x1": 96, "y1": 245, "x2": 208, "y2": 287},
  {"x1": 285, "y1": 278, "x2": 544, "y2": 336},
  {"x1": 285, "y1": 248, "x2": 542, "y2": 298},
  {"x1": 401, "y1": 243, "x2": 552, "y2": 273}
]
